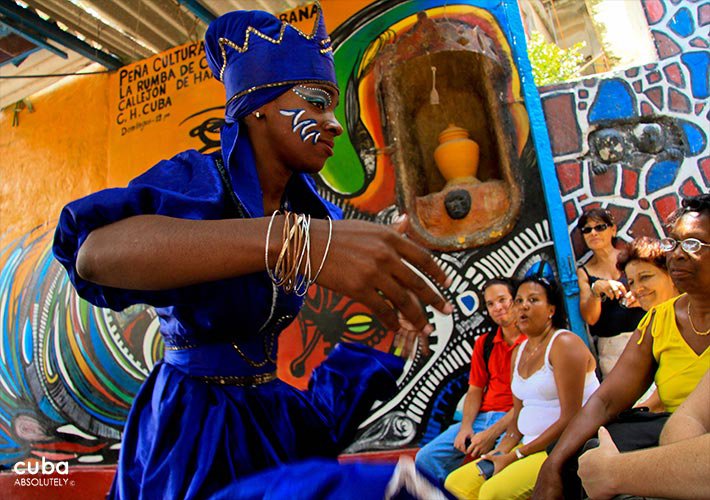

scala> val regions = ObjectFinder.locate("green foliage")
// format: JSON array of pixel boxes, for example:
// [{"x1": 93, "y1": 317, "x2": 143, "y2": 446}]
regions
[{"x1": 527, "y1": 32, "x2": 587, "y2": 87}]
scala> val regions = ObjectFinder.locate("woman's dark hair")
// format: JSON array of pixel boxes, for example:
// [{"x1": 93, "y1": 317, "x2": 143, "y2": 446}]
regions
[
  {"x1": 482, "y1": 277, "x2": 515, "y2": 297},
  {"x1": 516, "y1": 276, "x2": 566, "y2": 329},
  {"x1": 617, "y1": 237, "x2": 667, "y2": 272},
  {"x1": 576, "y1": 207, "x2": 615, "y2": 231},
  {"x1": 667, "y1": 194, "x2": 710, "y2": 227}
]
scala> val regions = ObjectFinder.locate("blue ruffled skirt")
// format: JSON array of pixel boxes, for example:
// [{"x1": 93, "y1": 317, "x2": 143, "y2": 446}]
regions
[{"x1": 109, "y1": 342, "x2": 405, "y2": 499}]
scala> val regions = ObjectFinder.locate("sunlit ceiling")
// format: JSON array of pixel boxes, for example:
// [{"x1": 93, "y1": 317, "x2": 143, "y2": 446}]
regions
[{"x1": 0, "y1": 0, "x2": 302, "y2": 109}]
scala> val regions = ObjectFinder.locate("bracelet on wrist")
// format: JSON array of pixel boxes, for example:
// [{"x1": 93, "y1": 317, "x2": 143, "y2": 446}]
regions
[
  {"x1": 514, "y1": 448, "x2": 525, "y2": 460},
  {"x1": 264, "y1": 211, "x2": 332, "y2": 296}
]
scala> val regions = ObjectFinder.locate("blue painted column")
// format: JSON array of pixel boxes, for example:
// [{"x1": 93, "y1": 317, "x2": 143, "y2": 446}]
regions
[{"x1": 500, "y1": 1, "x2": 587, "y2": 342}]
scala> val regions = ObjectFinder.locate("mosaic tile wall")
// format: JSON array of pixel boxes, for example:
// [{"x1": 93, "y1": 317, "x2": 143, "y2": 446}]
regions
[{"x1": 539, "y1": 0, "x2": 709, "y2": 258}]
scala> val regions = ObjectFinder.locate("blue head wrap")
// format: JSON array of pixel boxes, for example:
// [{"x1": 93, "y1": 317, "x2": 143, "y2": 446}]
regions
[{"x1": 204, "y1": 3, "x2": 337, "y2": 169}]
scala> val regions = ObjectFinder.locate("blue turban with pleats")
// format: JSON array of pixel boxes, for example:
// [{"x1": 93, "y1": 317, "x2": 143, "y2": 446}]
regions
[{"x1": 203, "y1": 3, "x2": 337, "y2": 169}]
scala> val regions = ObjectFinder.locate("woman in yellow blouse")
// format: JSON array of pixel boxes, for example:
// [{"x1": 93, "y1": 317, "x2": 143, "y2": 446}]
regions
[{"x1": 533, "y1": 193, "x2": 710, "y2": 500}]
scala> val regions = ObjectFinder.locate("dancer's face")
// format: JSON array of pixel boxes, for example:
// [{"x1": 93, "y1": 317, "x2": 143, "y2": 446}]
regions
[{"x1": 263, "y1": 83, "x2": 342, "y2": 173}]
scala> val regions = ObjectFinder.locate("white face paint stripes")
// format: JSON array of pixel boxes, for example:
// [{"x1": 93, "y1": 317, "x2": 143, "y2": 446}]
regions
[{"x1": 279, "y1": 108, "x2": 321, "y2": 144}]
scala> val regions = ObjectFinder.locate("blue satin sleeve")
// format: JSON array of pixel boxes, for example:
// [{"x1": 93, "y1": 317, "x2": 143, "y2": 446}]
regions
[
  {"x1": 53, "y1": 147, "x2": 342, "y2": 312},
  {"x1": 52, "y1": 150, "x2": 227, "y2": 311}
]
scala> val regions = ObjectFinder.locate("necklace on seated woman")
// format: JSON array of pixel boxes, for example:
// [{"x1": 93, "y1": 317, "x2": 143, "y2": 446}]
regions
[
  {"x1": 687, "y1": 300, "x2": 710, "y2": 336},
  {"x1": 521, "y1": 324, "x2": 555, "y2": 367}
]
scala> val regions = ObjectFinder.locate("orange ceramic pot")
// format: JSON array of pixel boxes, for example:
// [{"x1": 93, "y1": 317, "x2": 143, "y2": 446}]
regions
[{"x1": 433, "y1": 124, "x2": 479, "y2": 182}]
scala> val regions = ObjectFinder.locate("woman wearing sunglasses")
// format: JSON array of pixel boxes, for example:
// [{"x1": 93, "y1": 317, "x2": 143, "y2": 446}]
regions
[
  {"x1": 533, "y1": 194, "x2": 710, "y2": 500},
  {"x1": 575, "y1": 209, "x2": 645, "y2": 377}
]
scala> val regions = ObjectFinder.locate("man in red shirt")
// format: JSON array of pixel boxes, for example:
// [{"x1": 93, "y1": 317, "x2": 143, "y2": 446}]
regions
[{"x1": 415, "y1": 278, "x2": 525, "y2": 484}]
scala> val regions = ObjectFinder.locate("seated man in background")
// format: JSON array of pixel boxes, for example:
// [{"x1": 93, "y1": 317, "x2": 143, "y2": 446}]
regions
[
  {"x1": 578, "y1": 370, "x2": 710, "y2": 500},
  {"x1": 416, "y1": 278, "x2": 525, "y2": 485}
]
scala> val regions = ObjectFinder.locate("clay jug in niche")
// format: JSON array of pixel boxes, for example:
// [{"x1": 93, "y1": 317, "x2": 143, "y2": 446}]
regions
[{"x1": 433, "y1": 124, "x2": 480, "y2": 184}]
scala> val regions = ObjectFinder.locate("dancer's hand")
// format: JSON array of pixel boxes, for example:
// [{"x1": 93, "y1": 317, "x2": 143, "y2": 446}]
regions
[
  {"x1": 394, "y1": 312, "x2": 431, "y2": 358},
  {"x1": 313, "y1": 215, "x2": 452, "y2": 351}
]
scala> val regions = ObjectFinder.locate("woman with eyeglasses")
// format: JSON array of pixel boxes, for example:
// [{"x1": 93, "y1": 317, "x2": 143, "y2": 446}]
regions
[
  {"x1": 445, "y1": 274, "x2": 598, "y2": 499},
  {"x1": 533, "y1": 194, "x2": 710, "y2": 500},
  {"x1": 575, "y1": 208, "x2": 645, "y2": 377}
]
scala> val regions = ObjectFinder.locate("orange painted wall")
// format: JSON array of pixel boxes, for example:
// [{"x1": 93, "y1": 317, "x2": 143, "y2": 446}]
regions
[
  {"x1": 0, "y1": 0, "x2": 372, "y2": 244},
  {"x1": 0, "y1": 75, "x2": 110, "y2": 242},
  {"x1": 105, "y1": 43, "x2": 224, "y2": 186}
]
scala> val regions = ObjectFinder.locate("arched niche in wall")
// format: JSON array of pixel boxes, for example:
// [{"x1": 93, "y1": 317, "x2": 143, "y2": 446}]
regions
[{"x1": 372, "y1": 11, "x2": 524, "y2": 251}]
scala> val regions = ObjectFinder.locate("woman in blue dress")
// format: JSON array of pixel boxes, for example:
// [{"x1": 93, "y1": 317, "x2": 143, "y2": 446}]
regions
[{"x1": 53, "y1": 5, "x2": 452, "y2": 499}]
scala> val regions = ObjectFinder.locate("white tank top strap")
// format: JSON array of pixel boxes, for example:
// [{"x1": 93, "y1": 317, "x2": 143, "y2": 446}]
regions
[
  {"x1": 514, "y1": 338, "x2": 528, "y2": 373},
  {"x1": 544, "y1": 329, "x2": 566, "y2": 371}
]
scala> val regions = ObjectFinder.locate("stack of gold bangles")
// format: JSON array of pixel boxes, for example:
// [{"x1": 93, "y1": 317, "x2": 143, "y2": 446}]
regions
[{"x1": 265, "y1": 210, "x2": 332, "y2": 296}]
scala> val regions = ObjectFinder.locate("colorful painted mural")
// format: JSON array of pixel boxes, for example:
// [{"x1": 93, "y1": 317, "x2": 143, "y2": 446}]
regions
[
  {"x1": 0, "y1": 0, "x2": 561, "y2": 468},
  {"x1": 539, "y1": 0, "x2": 709, "y2": 260},
  {"x1": 0, "y1": 227, "x2": 140, "y2": 467},
  {"x1": 0, "y1": 0, "x2": 706, "y2": 470},
  {"x1": 308, "y1": 1, "x2": 565, "y2": 451}
]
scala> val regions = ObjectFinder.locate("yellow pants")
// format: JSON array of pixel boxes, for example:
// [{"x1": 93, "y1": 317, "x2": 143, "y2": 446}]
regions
[{"x1": 444, "y1": 451, "x2": 548, "y2": 500}]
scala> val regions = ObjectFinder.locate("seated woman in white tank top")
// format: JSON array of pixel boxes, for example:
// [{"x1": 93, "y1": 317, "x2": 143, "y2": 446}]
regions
[{"x1": 445, "y1": 273, "x2": 599, "y2": 500}]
